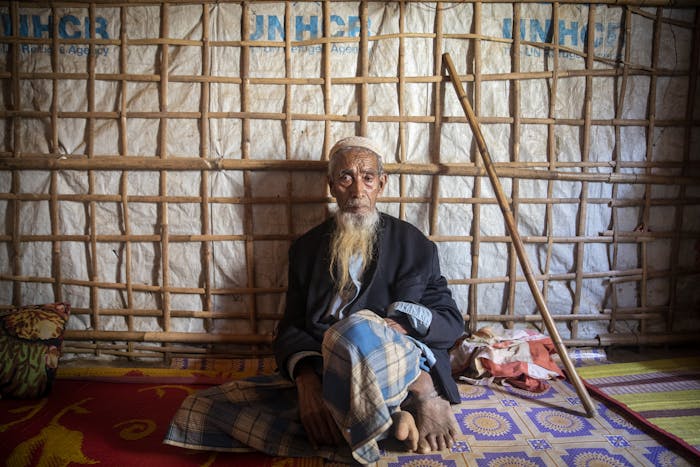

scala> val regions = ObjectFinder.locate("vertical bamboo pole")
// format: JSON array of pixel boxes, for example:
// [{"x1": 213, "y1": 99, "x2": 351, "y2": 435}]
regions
[
  {"x1": 443, "y1": 52, "x2": 596, "y2": 418},
  {"x1": 543, "y1": 2, "x2": 561, "y2": 309},
  {"x1": 398, "y1": 1, "x2": 407, "y2": 221},
  {"x1": 322, "y1": 0, "x2": 332, "y2": 220},
  {"x1": 359, "y1": 0, "x2": 369, "y2": 136},
  {"x1": 571, "y1": 5, "x2": 597, "y2": 341},
  {"x1": 10, "y1": 1, "x2": 20, "y2": 305},
  {"x1": 506, "y1": 3, "x2": 522, "y2": 328},
  {"x1": 201, "y1": 4, "x2": 213, "y2": 334},
  {"x1": 467, "y1": 1, "x2": 483, "y2": 335},
  {"x1": 118, "y1": 5, "x2": 135, "y2": 356},
  {"x1": 322, "y1": 0, "x2": 332, "y2": 160},
  {"x1": 50, "y1": 5, "x2": 62, "y2": 303},
  {"x1": 639, "y1": 8, "x2": 663, "y2": 335},
  {"x1": 88, "y1": 4, "x2": 100, "y2": 352},
  {"x1": 283, "y1": 1, "x2": 294, "y2": 312},
  {"x1": 241, "y1": 2, "x2": 258, "y2": 335},
  {"x1": 429, "y1": 5, "x2": 444, "y2": 237},
  {"x1": 159, "y1": 3, "x2": 171, "y2": 338},
  {"x1": 284, "y1": 2, "x2": 292, "y2": 155},
  {"x1": 608, "y1": 7, "x2": 633, "y2": 334}
]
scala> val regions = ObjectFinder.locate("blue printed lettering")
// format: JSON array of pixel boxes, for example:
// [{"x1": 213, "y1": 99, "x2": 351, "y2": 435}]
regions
[
  {"x1": 606, "y1": 22, "x2": 619, "y2": 49},
  {"x1": 579, "y1": 24, "x2": 605, "y2": 47},
  {"x1": 347, "y1": 15, "x2": 361, "y2": 37},
  {"x1": 18, "y1": 15, "x2": 28, "y2": 36},
  {"x1": 559, "y1": 21, "x2": 578, "y2": 47},
  {"x1": 530, "y1": 19, "x2": 549, "y2": 43},
  {"x1": 295, "y1": 15, "x2": 318, "y2": 40},
  {"x1": 268, "y1": 15, "x2": 284, "y2": 41},
  {"x1": 59, "y1": 15, "x2": 80, "y2": 39},
  {"x1": 95, "y1": 17, "x2": 109, "y2": 39},
  {"x1": 250, "y1": 15, "x2": 264, "y2": 40},
  {"x1": 330, "y1": 14, "x2": 345, "y2": 37},
  {"x1": 502, "y1": 19, "x2": 520, "y2": 40},
  {"x1": 593, "y1": 22, "x2": 604, "y2": 48},
  {"x1": 0, "y1": 14, "x2": 10, "y2": 36},
  {"x1": 249, "y1": 14, "x2": 370, "y2": 41},
  {"x1": 502, "y1": 18, "x2": 512, "y2": 39},
  {"x1": 0, "y1": 13, "x2": 109, "y2": 39},
  {"x1": 502, "y1": 16, "x2": 622, "y2": 59},
  {"x1": 32, "y1": 14, "x2": 50, "y2": 38}
]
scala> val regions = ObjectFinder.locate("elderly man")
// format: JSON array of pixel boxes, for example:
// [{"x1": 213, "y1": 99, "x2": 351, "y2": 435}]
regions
[{"x1": 164, "y1": 136, "x2": 464, "y2": 464}]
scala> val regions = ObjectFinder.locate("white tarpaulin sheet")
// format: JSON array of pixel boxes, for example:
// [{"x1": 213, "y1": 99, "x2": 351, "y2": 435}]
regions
[{"x1": 1, "y1": 2, "x2": 698, "y2": 352}]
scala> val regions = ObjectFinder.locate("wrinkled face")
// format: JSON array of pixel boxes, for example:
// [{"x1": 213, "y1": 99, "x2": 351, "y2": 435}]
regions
[{"x1": 328, "y1": 148, "x2": 387, "y2": 216}]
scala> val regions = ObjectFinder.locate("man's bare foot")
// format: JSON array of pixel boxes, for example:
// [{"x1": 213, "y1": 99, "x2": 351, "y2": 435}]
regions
[
  {"x1": 403, "y1": 371, "x2": 459, "y2": 453},
  {"x1": 391, "y1": 410, "x2": 419, "y2": 451}
]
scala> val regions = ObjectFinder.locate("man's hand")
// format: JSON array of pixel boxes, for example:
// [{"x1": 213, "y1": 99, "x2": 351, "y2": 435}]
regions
[{"x1": 295, "y1": 363, "x2": 343, "y2": 448}]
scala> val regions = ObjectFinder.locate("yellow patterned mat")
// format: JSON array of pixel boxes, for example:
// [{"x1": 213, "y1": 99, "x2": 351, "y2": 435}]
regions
[{"x1": 578, "y1": 357, "x2": 700, "y2": 457}]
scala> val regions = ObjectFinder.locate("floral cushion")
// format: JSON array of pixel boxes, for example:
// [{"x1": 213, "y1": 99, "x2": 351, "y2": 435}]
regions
[{"x1": 0, "y1": 303, "x2": 70, "y2": 399}]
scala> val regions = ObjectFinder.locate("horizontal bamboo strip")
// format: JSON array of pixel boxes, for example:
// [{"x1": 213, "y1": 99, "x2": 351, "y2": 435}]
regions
[
  {"x1": 58, "y1": 346, "x2": 264, "y2": 361},
  {"x1": 1, "y1": 158, "x2": 694, "y2": 173},
  {"x1": 447, "y1": 266, "x2": 698, "y2": 285},
  {"x1": 2, "y1": 64, "x2": 690, "y2": 85},
  {"x1": 600, "y1": 305, "x2": 670, "y2": 315},
  {"x1": 0, "y1": 275, "x2": 285, "y2": 295},
  {"x1": 82, "y1": 308, "x2": 283, "y2": 320},
  {"x1": 1, "y1": 193, "x2": 697, "y2": 209},
  {"x1": 597, "y1": 332, "x2": 698, "y2": 346},
  {"x1": 2, "y1": 265, "x2": 696, "y2": 296},
  {"x1": 475, "y1": 311, "x2": 668, "y2": 322},
  {"x1": 1, "y1": 157, "x2": 698, "y2": 185},
  {"x1": 4, "y1": 112, "x2": 695, "y2": 131},
  {"x1": 63, "y1": 329, "x2": 274, "y2": 344},
  {"x1": 60, "y1": 308, "x2": 669, "y2": 324},
  {"x1": 5, "y1": 231, "x2": 698, "y2": 247},
  {"x1": 14, "y1": 1, "x2": 699, "y2": 8},
  {"x1": 1, "y1": 107, "x2": 694, "y2": 126},
  {"x1": 60, "y1": 344, "x2": 273, "y2": 360}
]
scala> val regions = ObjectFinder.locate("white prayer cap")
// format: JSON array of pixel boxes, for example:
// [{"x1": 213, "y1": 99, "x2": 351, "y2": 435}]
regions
[{"x1": 329, "y1": 136, "x2": 385, "y2": 162}]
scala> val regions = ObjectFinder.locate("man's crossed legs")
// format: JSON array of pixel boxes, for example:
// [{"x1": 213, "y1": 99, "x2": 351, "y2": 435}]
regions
[{"x1": 321, "y1": 309, "x2": 459, "y2": 463}]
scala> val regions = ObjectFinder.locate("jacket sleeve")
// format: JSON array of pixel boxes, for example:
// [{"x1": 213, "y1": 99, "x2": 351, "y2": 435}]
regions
[
  {"x1": 417, "y1": 241, "x2": 464, "y2": 351},
  {"x1": 272, "y1": 243, "x2": 323, "y2": 379}
]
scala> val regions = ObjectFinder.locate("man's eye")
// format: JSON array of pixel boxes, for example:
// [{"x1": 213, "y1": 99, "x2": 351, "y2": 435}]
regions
[{"x1": 364, "y1": 175, "x2": 375, "y2": 183}]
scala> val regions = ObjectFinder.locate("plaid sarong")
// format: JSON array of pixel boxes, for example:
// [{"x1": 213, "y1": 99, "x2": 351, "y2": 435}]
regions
[{"x1": 163, "y1": 309, "x2": 422, "y2": 464}]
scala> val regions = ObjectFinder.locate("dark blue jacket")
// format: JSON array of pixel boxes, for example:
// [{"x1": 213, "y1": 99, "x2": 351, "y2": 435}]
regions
[{"x1": 274, "y1": 212, "x2": 464, "y2": 404}]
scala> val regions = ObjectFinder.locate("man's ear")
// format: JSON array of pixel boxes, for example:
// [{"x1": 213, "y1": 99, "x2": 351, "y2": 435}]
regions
[
  {"x1": 328, "y1": 176, "x2": 336, "y2": 196},
  {"x1": 378, "y1": 173, "x2": 387, "y2": 192}
]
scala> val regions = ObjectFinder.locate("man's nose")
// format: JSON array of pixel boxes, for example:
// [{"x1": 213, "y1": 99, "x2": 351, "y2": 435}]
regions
[{"x1": 348, "y1": 180, "x2": 362, "y2": 196}]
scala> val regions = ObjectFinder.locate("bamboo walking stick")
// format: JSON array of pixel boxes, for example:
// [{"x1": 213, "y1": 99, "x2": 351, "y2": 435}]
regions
[{"x1": 443, "y1": 52, "x2": 597, "y2": 418}]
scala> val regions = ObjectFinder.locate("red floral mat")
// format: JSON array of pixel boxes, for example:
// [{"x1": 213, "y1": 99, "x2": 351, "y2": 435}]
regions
[
  {"x1": 4, "y1": 356, "x2": 697, "y2": 467},
  {"x1": 0, "y1": 364, "x2": 325, "y2": 467}
]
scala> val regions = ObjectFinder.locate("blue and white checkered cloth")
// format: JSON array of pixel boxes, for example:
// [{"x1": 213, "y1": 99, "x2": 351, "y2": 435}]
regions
[{"x1": 163, "y1": 309, "x2": 423, "y2": 463}]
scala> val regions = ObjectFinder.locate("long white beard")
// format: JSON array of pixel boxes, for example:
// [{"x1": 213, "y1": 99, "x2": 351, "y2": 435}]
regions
[{"x1": 329, "y1": 209, "x2": 380, "y2": 297}]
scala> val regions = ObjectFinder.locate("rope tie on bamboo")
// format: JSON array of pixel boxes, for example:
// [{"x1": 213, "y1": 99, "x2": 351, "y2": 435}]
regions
[{"x1": 203, "y1": 157, "x2": 225, "y2": 170}]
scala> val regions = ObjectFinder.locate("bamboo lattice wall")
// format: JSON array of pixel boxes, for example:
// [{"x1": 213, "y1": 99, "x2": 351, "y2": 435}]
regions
[{"x1": 0, "y1": 0, "x2": 699, "y2": 363}]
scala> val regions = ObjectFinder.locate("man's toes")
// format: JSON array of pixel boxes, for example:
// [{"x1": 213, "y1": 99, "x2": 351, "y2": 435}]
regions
[
  {"x1": 417, "y1": 440, "x2": 432, "y2": 454},
  {"x1": 393, "y1": 420, "x2": 409, "y2": 440},
  {"x1": 406, "y1": 424, "x2": 419, "y2": 451},
  {"x1": 439, "y1": 434, "x2": 454, "y2": 451},
  {"x1": 418, "y1": 435, "x2": 437, "y2": 453},
  {"x1": 392, "y1": 411, "x2": 418, "y2": 451}
]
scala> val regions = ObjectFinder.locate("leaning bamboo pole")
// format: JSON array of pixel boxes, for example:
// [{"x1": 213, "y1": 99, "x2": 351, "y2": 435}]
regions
[{"x1": 443, "y1": 52, "x2": 597, "y2": 418}]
